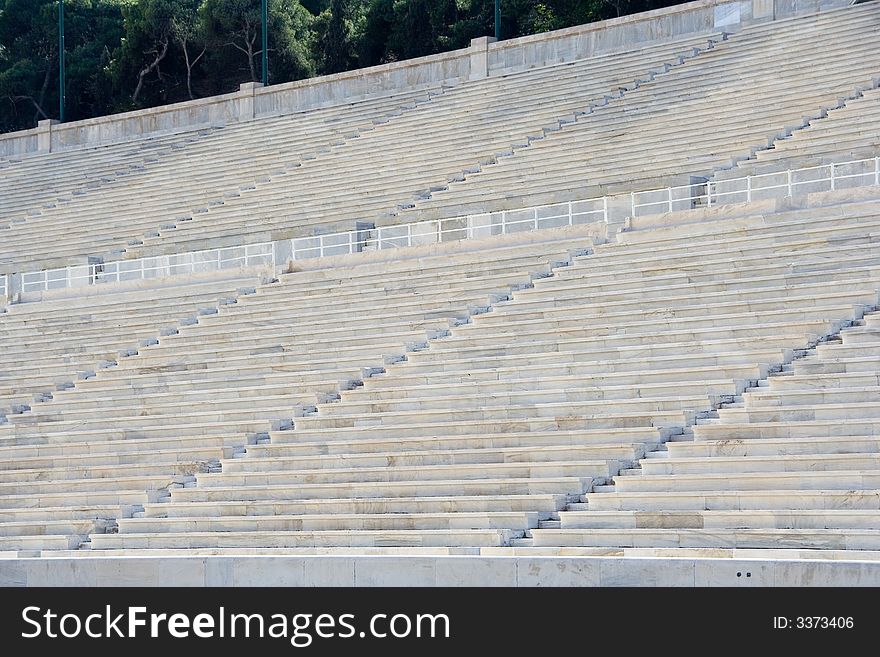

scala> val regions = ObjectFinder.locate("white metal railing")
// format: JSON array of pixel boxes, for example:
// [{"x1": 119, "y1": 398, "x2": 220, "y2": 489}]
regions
[
  {"x1": 13, "y1": 155, "x2": 880, "y2": 295},
  {"x1": 287, "y1": 197, "x2": 608, "y2": 260},
  {"x1": 0, "y1": 273, "x2": 6, "y2": 301},
  {"x1": 631, "y1": 156, "x2": 880, "y2": 216},
  {"x1": 20, "y1": 242, "x2": 274, "y2": 293}
]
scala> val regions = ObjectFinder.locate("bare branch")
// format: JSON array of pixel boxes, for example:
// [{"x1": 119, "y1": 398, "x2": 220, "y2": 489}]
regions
[{"x1": 133, "y1": 37, "x2": 169, "y2": 103}]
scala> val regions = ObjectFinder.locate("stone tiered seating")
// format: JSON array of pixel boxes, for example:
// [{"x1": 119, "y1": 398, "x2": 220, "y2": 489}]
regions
[
  {"x1": 717, "y1": 87, "x2": 880, "y2": 177},
  {"x1": 0, "y1": 33, "x2": 721, "y2": 275},
  {"x1": 120, "y1": 33, "x2": 719, "y2": 259},
  {"x1": 522, "y1": 310, "x2": 880, "y2": 555},
  {"x1": 73, "y1": 194, "x2": 880, "y2": 554},
  {"x1": 4, "y1": 5, "x2": 876, "y2": 281},
  {"x1": 0, "y1": 128, "x2": 214, "y2": 231},
  {"x1": 0, "y1": 88, "x2": 440, "y2": 273},
  {"x1": 0, "y1": 231, "x2": 593, "y2": 552},
  {"x1": 0, "y1": 274, "x2": 264, "y2": 420},
  {"x1": 706, "y1": 86, "x2": 880, "y2": 204},
  {"x1": 0, "y1": 273, "x2": 266, "y2": 551},
  {"x1": 401, "y1": 3, "x2": 880, "y2": 223}
]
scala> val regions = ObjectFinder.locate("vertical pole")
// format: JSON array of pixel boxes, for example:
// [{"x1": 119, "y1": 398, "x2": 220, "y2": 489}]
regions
[
  {"x1": 261, "y1": 0, "x2": 269, "y2": 85},
  {"x1": 830, "y1": 163, "x2": 835, "y2": 191},
  {"x1": 494, "y1": 0, "x2": 501, "y2": 41},
  {"x1": 746, "y1": 176, "x2": 752, "y2": 203},
  {"x1": 667, "y1": 187, "x2": 673, "y2": 213},
  {"x1": 875, "y1": 157, "x2": 879, "y2": 187},
  {"x1": 58, "y1": 0, "x2": 65, "y2": 122},
  {"x1": 787, "y1": 169, "x2": 793, "y2": 198}
]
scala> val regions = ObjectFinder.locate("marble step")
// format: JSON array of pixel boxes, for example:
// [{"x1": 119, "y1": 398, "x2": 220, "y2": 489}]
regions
[
  {"x1": 639, "y1": 453, "x2": 880, "y2": 475},
  {"x1": 744, "y1": 386, "x2": 880, "y2": 407},
  {"x1": 0, "y1": 518, "x2": 109, "y2": 537},
  {"x1": 583, "y1": 489, "x2": 880, "y2": 511},
  {"x1": 89, "y1": 529, "x2": 521, "y2": 550},
  {"x1": 194, "y1": 460, "x2": 612, "y2": 487},
  {"x1": 169, "y1": 476, "x2": 594, "y2": 502},
  {"x1": 0, "y1": 460, "x2": 214, "y2": 482},
  {"x1": 667, "y1": 436, "x2": 880, "y2": 458},
  {"x1": 117, "y1": 511, "x2": 542, "y2": 533},
  {"x1": 556, "y1": 509, "x2": 880, "y2": 529},
  {"x1": 224, "y1": 444, "x2": 633, "y2": 473},
  {"x1": 0, "y1": 434, "x2": 248, "y2": 459},
  {"x1": 141, "y1": 494, "x2": 571, "y2": 518},
  {"x1": 524, "y1": 528, "x2": 880, "y2": 549},
  {"x1": 693, "y1": 418, "x2": 880, "y2": 440},
  {"x1": 0, "y1": 534, "x2": 82, "y2": 551},
  {"x1": 717, "y1": 401, "x2": 880, "y2": 422},
  {"x1": 316, "y1": 394, "x2": 716, "y2": 419},
  {"x1": 0, "y1": 473, "x2": 191, "y2": 495},
  {"x1": 0, "y1": 505, "x2": 139, "y2": 523}
]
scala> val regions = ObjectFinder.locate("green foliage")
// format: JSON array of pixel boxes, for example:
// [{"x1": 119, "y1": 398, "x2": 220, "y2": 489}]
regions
[{"x1": 0, "y1": 0, "x2": 688, "y2": 132}]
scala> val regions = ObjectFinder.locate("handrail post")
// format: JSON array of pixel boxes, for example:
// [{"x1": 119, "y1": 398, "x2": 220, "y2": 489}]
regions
[
  {"x1": 707, "y1": 181, "x2": 713, "y2": 206},
  {"x1": 787, "y1": 169, "x2": 793, "y2": 198},
  {"x1": 630, "y1": 191, "x2": 636, "y2": 216},
  {"x1": 667, "y1": 187, "x2": 673, "y2": 213},
  {"x1": 875, "y1": 156, "x2": 879, "y2": 187},
  {"x1": 746, "y1": 176, "x2": 752, "y2": 203},
  {"x1": 602, "y1": 196, "x2": 608, "y2": 223},
  {"x1": 830, "y1": 163, "x2": 836, "y2": 191},
  {"x1": 533, "y1": 208, "x2": 539, "y2": 231},
  {"x1": 568, "y1": 200, "x2": 574, "y2": 225}
]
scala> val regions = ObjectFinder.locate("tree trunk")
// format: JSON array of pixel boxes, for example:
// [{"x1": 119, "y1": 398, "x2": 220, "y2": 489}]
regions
[
  {"x1": 181, "y1": 39, "x2": 206, "y2": 100},
  {"x1": 231, "y1": 28, "x2": 260, "y2": 82},
  {"x1": 247, "y1": 33, "x2": 257, "y2": 82},
  {"x1": 133, "y1": 38, "x2": 169, "y2": 103},
  {"x1": 33, "y1": 54, "x2": 54, "y2": 123}
]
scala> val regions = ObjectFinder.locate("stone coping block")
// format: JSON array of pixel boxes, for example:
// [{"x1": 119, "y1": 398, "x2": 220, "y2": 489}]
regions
[{"x1": 1, "y1": 554, "x2": 880, "y2": 586}]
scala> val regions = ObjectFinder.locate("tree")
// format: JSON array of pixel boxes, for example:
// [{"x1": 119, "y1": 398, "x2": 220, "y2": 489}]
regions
[
  {"x1": 0, "y1": 0, "x2": 125, "y2": 130},
  {"x1": 0, "y1": 0, "x2": 693, "y2": 133},
  {"x1": 269, "y1": 0, "x2": 316, "y2": 82},
  {"x1": 202, "y1": 0, "x2": 263, "y2": 81},
  {"x1": 172, "y1": 0, "x2": 207, "y2": 99},
  {"x1": 0, "y1": 0, "x2": 61, "y2": 127},
  {"x1": 316, "y1": 0, "x2": 360, "y2": 74},
  {"x1": 201, "y1": 0, "x2": 314, "y2": 86},
  {"x1": 117, "y1": 0, "x2": 178, "y2": 104}
]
